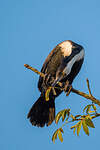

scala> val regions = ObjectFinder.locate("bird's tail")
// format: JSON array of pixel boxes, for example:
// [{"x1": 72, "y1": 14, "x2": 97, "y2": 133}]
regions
[{"x1": 27, "y1": 95, "x2": 55, "y2": 127}]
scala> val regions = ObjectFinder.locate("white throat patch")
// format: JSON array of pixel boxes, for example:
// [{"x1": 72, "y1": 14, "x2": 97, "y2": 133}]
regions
[{"x1": 59, "y1": 41, "x2": 72, "y2": 57}]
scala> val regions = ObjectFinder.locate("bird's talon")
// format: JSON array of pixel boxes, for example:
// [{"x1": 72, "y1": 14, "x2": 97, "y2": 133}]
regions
[{"x1": 66, "y1": 85, "x2": 72, "y2": 96}]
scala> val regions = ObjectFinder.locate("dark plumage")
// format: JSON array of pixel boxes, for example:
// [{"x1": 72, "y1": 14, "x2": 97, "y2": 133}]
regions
[{"x1": 27, "y1": 40, "x2": 85, "y2": 127}]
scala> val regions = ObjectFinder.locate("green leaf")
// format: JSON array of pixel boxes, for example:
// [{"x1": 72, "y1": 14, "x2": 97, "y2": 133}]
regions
[
  {"x1": 82, "y1": 120, "x2": 89, "y2": 136},
  {"x1": 52, "y1": 87, "x2": 56, "y2": 95},
  {"x1": 86, "y1": 105, "x2": 91, "y2": 114},
  {"x1": 70, "y1": 124, "x2": 77, "y2": 135},
  {"x1": 92, "y1": 104, "x2": 97, "y2": 111},
  {"x1": 55, "y1": 110, "x2": 63, "y2": 124},
  {"x1": 85, "y1": 118, "x2": 95, "y2": 128},
  {"x1": 83, "y1": 105, "x2": 88, "y2": 113},
  {"x1": 52, "y1": 129, "x2": 58, "y2": 144},
  {"x1": 57, "y1": 81, "x2": 63, "y2": 87},
  {"x1": 62, "y1": 109, "x2": 70, "y2": 122},
  {"x1": 55, "y1": 109, "x2": 70, "y2": 124},
  {"x1": 77, "y1": 121, "x2": 82, "y2": 136},
  {"x1": 58, "y1": 129, "x2": 63, "y2": 142},
  {"x1": 59, "y1": 128, "x2": 64, "y2": 133},
  {"x1": 83, "y1": 105, "x2": 91, "y2": 113},
  {"x1": 70, "y1": 114, "x2": 75, "y2": 120},
  {"x1": 62, "y1": 110, "x2": 67, "y2": 122},
  {"x1": 45, "y1": 87, "x2": 52, "y2": 101},
  {"x1": 52, "y1": 128, "x2": 64, "y2": 143},
  {"x1": 73, "y1": 126, "x2": 77, "y2": 135},
  {"x1": 70, "y1": 124, "x2": 76, "y2": 129},
  {"x1": 88, "y1": 110, "x2": 95, "y2": 114}
]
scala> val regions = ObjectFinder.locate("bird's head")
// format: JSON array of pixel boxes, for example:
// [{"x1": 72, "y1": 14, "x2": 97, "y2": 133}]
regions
[{"x1": 59, "y1": 40, "x2": 84, "y2": 58}]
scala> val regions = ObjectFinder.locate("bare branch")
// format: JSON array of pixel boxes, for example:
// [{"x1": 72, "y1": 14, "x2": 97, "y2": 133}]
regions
[
  {"x1": 92, "y1": 113, "x2": 100, "y2": 119},
  {"x1": 24, "y1": 64, "x2": 100, "y2": 106},
  {"x1": 71, "y1": 88, "x2": 100, "y2": 106},
  {"x1": 86, "y1": 78, "x2": 93, "y2": 96},
  {"x1": 24, "y1": 64, "x2": 45, "y2": 77}
]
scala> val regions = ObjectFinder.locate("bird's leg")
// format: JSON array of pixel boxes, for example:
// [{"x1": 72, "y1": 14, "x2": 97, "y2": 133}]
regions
[
  {"x1": 66, "y1": 85, "x2": 72, "y2": 96},
  {"x1": 57, "y1": 82, "x2": 63, "y2": 87},
  {"x1": 52, "y1": 87, "x2": 57, "y2": 95},
  {"x1": 63, "y1": 81, "x2": 72, "y2": 96},
  {"x1": 63, "y1": 81, "x2": 69, "y2": 92}
]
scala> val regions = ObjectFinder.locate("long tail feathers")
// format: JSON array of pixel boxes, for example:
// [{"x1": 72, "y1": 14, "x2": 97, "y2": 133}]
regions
[{"x1": 27, "y1": 95, "x2": 55, "y2": 127}]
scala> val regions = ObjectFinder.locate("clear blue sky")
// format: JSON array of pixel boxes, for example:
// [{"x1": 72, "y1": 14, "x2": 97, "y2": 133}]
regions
[{"x1": 1, "y1": 0, "x2": 100, "y2": 149}]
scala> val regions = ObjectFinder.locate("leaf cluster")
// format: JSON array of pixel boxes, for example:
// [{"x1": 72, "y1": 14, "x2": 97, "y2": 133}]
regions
[{"x1": 52, "y1": 103, "x2": 99, "y2": 143}]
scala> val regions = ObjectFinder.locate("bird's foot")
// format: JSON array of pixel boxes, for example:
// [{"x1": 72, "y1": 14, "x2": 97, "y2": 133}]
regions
[
  {"x1": 62, "y1": 81, "x2": 72, "y2": 96},
  {"x1": 66, "y1": 85, "x2": 72, "y2": 96}
]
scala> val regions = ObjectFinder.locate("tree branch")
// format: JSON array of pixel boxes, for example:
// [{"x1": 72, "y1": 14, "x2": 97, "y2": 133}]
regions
[
  {"x1": 71, "y1": 88, "x2": 100, "y2": 106},
  {"x1": 24, "y1": 64, "x2": 100, "y2": 106},
  {"x1": 24, "y1": 64, "x2": 44, "y2": 77},
  {"x1": 91, "y1": 113, "x2": 100, "y2": 119},
  {"x1": 86, "y1": 78, "x2": 93, "y2": 96}
]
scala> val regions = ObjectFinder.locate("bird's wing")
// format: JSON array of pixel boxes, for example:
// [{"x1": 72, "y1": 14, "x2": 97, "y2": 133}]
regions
[
  {"x1": 38, "y1": 45, "x2": 63, "y2": 91},
  {"x1": 52, "y1": 49, "x2": 85, "y2": 87},
  {"x1": 51, "y1": 58, "x2": 69, "y2": 87},
  {"x1": 41, "y1": 46, "x2": 61, "y2": 74}
]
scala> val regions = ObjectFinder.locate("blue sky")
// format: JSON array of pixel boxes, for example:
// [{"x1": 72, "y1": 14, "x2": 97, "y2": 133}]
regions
[{"x1": 1, "y1": 0, "x2": 100, "y2": 149}]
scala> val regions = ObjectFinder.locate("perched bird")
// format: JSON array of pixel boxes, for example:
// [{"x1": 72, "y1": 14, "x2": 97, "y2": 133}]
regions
[{"x1": 27, "y1": 40, "x2": 85, "y2": 127}]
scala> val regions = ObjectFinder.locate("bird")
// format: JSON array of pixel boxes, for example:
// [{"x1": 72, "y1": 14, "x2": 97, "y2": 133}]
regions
[{"x1": 27, "y1": 40, "x2": 85, "y2": 127}]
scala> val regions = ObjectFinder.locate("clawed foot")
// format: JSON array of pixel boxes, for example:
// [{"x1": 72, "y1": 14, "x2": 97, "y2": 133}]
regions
[
  {"x1": 63, "y1": 81, "x2": 72, "y2": 96},
  {"x1": 66, "y1": 85, "x2": 72, "y2": 96}
]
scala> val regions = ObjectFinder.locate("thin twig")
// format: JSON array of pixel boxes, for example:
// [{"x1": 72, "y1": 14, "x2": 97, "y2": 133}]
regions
[
  {"x1": 91, "y1": 113, "x2": 100, "y2": 119},
  {"x1": 61, "y1": 112, "x2": 100, "y2": 129},
  {"x1": 24, "y1": 64, "x2": 45, "y2": 77},
  {"x1": 86, "y1": 78, "x2": 93, "y2": 96},
  {"x1": 71, "y1": 88, "x2": 100, "y2": 106}
]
